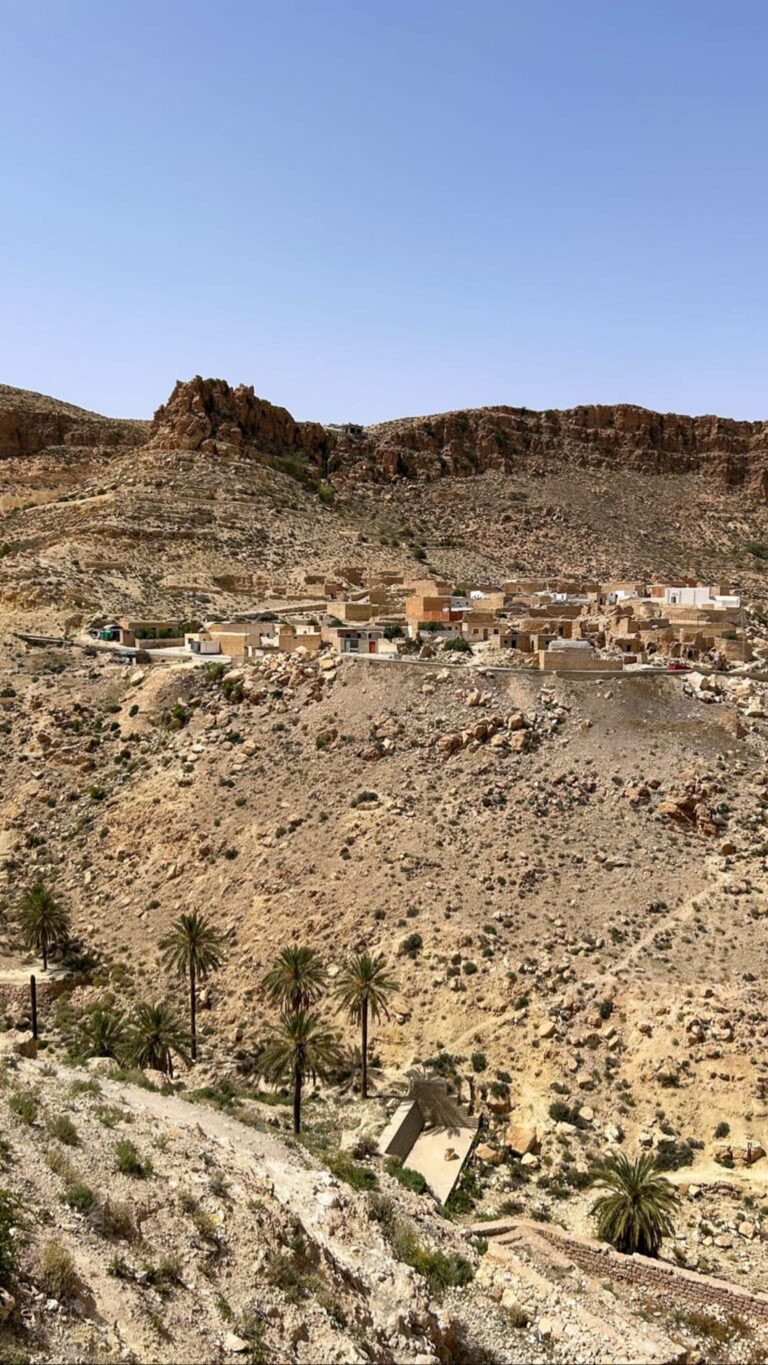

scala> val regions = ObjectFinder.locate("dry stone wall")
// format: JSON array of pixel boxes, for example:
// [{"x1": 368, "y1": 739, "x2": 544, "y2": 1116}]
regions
[{"x1": 523, "y1": 1221, "x2": 768, "y2": 1323}]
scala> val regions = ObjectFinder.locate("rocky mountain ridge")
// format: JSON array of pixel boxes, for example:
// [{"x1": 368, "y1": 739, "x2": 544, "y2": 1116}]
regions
[
  {"x1": 3, "y1": 375, "x2": 768, "y2": 496},
  {"x1": 147, "y1": 375, "x2": 768, "y2": 494}
]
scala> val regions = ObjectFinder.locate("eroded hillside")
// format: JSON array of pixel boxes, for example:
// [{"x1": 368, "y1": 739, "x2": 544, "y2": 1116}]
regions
[{"x1": 2, "y1": 378, "x2": 768, "y2": 636}]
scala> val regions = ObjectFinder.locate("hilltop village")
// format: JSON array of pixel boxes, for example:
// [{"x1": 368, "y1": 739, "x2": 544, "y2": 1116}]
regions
[{"x1": 91, "y1": 572, "x2": 755, "y2": 674}]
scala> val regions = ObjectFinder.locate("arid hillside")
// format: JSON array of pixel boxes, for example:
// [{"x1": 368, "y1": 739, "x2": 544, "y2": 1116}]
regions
[
  {"x1": 4, "y1": 378, "x2": 768, "y2": 1363},
  {"x1": 2, "y1": 378, "x2": 768, "y2": 636}
]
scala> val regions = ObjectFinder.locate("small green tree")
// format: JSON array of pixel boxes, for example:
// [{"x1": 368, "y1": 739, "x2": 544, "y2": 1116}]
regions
[
  {"x1": 128, "y1": 1001, "x2": 190, "y2": 1078},
  {"x1": 258, "y1": 1011, "x2": 342, "y2": 1134},
  {"x1": 334, "y1": 953, "x2": 399, "y2": 1098},
  {"x1": 591, "y1": 1152, "x2": 680, "y2": 1257},
  {"x1": 263, "y1": 946, "x2": 327, "y2": 1014},
  {"x1": 161, "y1": 911, "x2": 224, "y2": 1062},
  {"x1": 18, "y1": 881, "x2": 70, "y2": 970}
]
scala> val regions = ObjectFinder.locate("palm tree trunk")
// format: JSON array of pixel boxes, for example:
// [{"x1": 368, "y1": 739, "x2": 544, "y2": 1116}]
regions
[
  {"x1": 190, "y1": 966, "x2": 197, "y2": 1062},
  {"x1": 42, "y1": 938, "x2": 48, "y2": 971},
  {"x1": 361, "y1": 999, "x2": 369, "y2": 1099},
  {"x1": 293, "y1": 1058, "x2": 303, "y2": 1134}
]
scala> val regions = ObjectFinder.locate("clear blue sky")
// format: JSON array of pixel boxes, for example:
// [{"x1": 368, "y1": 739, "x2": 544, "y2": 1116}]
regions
[{"x1": 2, "y1": 0, "x2": 767, "y2": 423}]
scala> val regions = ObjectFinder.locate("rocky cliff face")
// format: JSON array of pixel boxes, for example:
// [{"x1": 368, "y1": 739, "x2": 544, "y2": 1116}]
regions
[
  {"x1": 6, "y1": 376, "x2": 768, "y2": 498},
  {"x1": 147, "y1": 378, "x2": 768, "y2": 497},
  {"x1": 333, "y1": 403, "x2": 768, "y2": 495},
  {"x1": 148, "y1": 375, "x2": 331, "y2": 468},
  {"x1": 0, "y1": 384, "x2": 146, "y2": 459}
]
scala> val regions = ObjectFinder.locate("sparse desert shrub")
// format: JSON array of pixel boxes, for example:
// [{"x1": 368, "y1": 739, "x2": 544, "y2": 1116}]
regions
[
  {"x1": 46, "y1": 1148, "x2": 77, "y2": 1181},
  {"x1": 385, "y1": 1158, "x2": 428, "y2": 1195},
  {"x1": 0, "y1": 1191, "x2": 22, "y2": 1286},
  {"x1": 507, "y1": 1303, "x2": 531, "y2": 1328},
  {"x1": 400, "y1": 932, "x2": 423, "y2": 958},
  {"x1": 8, "y1": 1090, "x2": 38, "y2": 1125},
  {"x1": 714, "y1": 1121, "x2": 730, "y2": 1139},
  {"x1": 391, "y1": 1223, "x2": 473, "y2": 1296},
  {"x1": 470, "y1": 1051, "x2": 487, "y2": 1073},
  {"x1": 96, "y1": 1104, "x2": 127, "y2": 1129},
  {"x1": 367, "y1": 1191, "x2": 397, "y2": 1232},
  {"x1": 98, "y1": 1198, "x2": 137, "y2": 1242},
  {"x1": 68, "y1": 1078, "x2": 101, "y2": 1098},
  {"x1": 671, "y1": 1307, "x2": 747, "y2": 1344},
  {"x1": 327, "y1": 1150, "x2": 379, "y2": 1191},
  {"x1": 47, "y1": 1114, "x2": 79, "y2": 1147},
  {"x1": 144, "y1": 1255, "x2": 184, "y2": 1294},
  {"x1": 114, "y1": 1139, "x2": 152, "y2": 1179},
  {"x1": 497, "y1": 1197, "x2": 525, "y2": 1216},
  {"x1": 208, "y1": 1171, "x2": 231, "y2": 1199},
  {"x1": 38, "y1": 1240, "x2": 79, "y2": 1300},
  {"x1": 61, "y1": 1182, "x2": 96, "y2": 1212}
]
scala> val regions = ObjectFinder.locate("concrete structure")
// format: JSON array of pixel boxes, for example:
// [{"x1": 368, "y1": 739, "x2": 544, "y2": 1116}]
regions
[{"x1": 377, "y1": 1077, "x2": 478, "y2": 1204}]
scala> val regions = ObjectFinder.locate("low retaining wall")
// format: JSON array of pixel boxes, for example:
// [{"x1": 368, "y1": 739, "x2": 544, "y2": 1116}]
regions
[{"x1": 517, "y1": 1221, "x2": 768, "y2": 1324}]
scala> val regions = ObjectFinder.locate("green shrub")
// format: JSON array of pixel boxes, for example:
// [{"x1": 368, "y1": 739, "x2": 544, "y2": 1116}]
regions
[
  {"x1": 328, "y1": 1150, "x2": 379, "y2": 1191},
  {"x1": 470, "y1": 1051, "x2": 487, "y2": 1073},
  {"x1": 8, "y1": 1090, "x2": 38, "y2": 1125},
  {"x1": 385, "y1": 1158, "x2": 428, "y2": 1195},
  {"x1": 61, "y1": 1183, "x2": 96, "y2": 1212},
  {"x1": 0, "y1": 1191, "x2": 22, "y2": 1287},
  {"x1": 47, "y1": 1114, "x2": 79, "y2": 1147},
  {"x1": 400, "y1": 932, "x2": 423, "y2": 958},
  {"x1": 714, "y1": 1121, "x2": 730, "y2": 1139},
  {"x1": 114, "y1": 1139, "x2": 152, "y2": 1178},
  {"x1": 391, "y1": 1224, "x2": 473, "y2": 1296},
  {"x1": 144, "y1": 1255, "x2": 184, "y2": 1294}
]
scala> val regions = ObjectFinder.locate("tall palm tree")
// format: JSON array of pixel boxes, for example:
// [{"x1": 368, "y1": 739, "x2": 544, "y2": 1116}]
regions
[
  {"x1": 258, "y1": 1010, "x2": 342, "y2": 1134},
  {"x1": 18, "y1": 881, "x2": 70, "y2": 970},
  {"x1": 263, "y1": 945, "x2": 327, "y2": 1014},
  {"x1": 161, "y1": 911, "x2": 224, "y2": 1062},
  {"x1": 128, "y1": 1001, "x2": 190, "y2": 1078},
  {"x1": 591, "y1": 1152, "x2": 680, "y2": 1257},
  {"x1": 334, "y1": 952, "x2": 399, "y2": 1098}
]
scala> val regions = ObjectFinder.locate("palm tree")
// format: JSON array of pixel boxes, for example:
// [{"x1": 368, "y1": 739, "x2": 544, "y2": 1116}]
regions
[
  {"x1": 258, "y1": 1010, "x2": 342, "y2": 1135},
  {"x1": 18, "y1": 881, "x2": 70, "y2": 970},
  {"x1": 161, "y1": 911, "x2": 224, "y2": 1062},
  {"x1": 263, "y1": 946, "x2": 327, "y2": 1014},
  {"x1": 334, "y1": 952, "x2": 399, "y2": 1098},
  {"x1": 128, "y1": 1001, "x2": 190, "y2": 1078},
  {"x1": 591, "y1": 1152, "x2": 680, "y2": 1257},
  {"x1": 79, "y1": 1003, "x2": 127, "y2": 1059}
]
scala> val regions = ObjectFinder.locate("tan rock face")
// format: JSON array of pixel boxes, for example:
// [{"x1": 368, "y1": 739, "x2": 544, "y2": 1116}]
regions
[
  {"x1": 147, "y1": 375, "x2": 331, "y2": 468},
  {"x1": 145, "y1": 378, "x2": 768, "y2": 497},
  {"x1": 329, "y1": 400, "x2": 768, "y2": 495},
  {"x1": 0, "y1": 383, "x2": 146, "y2": 459}
]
